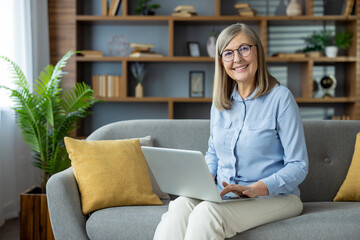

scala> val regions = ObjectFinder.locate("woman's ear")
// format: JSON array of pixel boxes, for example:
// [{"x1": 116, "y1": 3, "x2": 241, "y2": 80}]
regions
[{"x1": 219, "y1": 57, "x2": 224, "y2": 66}]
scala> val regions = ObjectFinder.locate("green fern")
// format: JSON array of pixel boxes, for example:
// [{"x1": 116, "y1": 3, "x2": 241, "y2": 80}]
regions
[{"x1": 0, "y1": 51, "x2": 98, "y2": 192}]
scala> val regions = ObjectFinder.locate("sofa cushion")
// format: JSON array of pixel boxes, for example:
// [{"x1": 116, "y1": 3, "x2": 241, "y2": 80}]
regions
[
  {"x1": 86, "y1": 201, "x2": 360, "y2": 240},
  {"x1": 64, "y1": 137, "x2": 162, "y2": 215},
  {"x1": 227, "y1": 202, "x2": 360, "y2": 240},
  {"x1": 86, "y1": 200, "x2": 171, "y2": 240},
  {"x1": 334, "y1": 132, "x2": 360, "y2": 201}
]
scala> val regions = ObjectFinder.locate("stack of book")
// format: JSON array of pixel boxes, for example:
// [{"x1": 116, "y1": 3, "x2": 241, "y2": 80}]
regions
[
  {"x1": 102, "y1": 0, "x2": 121, "y2": 16},
  {"x1": 234, "y1": 3, "x2": 256, "y2": 16},
  {"x1": 80, "y1": 50, "x2": 103, "y2": 57},
  {"x1": 129, "y1": 43, "x2": 163, "y2": 57},
  {"x1": 172, "y1": 5, "x2": 197, "y2": 17},
  {"x1": 92, "y1": 74, "x2": 121, "y2": 98},
  {"x1": 332, "y1": 115, "x2": 351, "y2": 120}
]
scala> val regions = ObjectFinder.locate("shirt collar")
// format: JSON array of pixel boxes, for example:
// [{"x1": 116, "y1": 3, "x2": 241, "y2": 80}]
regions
[{"x1": 231, "y1": 84, "x2": 258, "y2": 102}]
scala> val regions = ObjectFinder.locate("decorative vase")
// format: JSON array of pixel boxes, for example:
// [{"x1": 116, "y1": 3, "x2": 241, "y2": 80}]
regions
[
  {"x1": 286, "y1": 0, "x2": 302, "y2": 16},
  {"x1": 325, "y1": 46, "x2": 338, "y2": 58},
  {"x1": 207, "y1": 36, "x2": 216, "y2": 58},
  {"x1": 135, "y1": 82, "x2": 143, "y2": 98}
]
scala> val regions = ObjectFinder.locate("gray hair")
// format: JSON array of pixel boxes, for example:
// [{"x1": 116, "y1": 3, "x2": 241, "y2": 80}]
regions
[{"x1": 213, "y1": 23, "x2": 279, "y2": 110}]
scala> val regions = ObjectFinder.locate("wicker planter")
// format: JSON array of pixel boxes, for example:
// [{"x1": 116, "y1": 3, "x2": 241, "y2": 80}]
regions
[{"x1": 20, "y1": 186, "x2": 54, "y2": 240}]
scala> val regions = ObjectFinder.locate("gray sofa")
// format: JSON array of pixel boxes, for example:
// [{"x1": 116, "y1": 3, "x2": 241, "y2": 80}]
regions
[{"x1": 47, "y1": 119, "x2": 360, "y2": 240}]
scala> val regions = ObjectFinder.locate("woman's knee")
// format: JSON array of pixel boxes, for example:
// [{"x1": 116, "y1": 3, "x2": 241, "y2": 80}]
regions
[
  {"x1": 186, "y1": 201, "x2": 225, "y2": 239},
  {"x1": 170, "y1": 196, "x2": 200, "y2": 210},
  {"x1": 165, "y1": 196, "x2": 201, "y2": 219},
  {"x1": 188, "y1": 201, "x2": 223, "y2": 226}
]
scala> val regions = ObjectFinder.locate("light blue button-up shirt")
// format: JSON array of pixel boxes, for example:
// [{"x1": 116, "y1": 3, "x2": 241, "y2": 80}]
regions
[{"x1": 205, "y1": 84, "x2": 308, "y2": 197}]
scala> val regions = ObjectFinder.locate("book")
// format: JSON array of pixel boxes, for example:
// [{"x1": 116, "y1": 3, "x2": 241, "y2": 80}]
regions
[
  {"x1": 238, "y1": 10, "x2": 255, "y2": 16},
  {"x1": 109, "y1": 0, "x2": 121, "y2": 16},
  {"x1": 171, "y1": 12, "x2": 197, "y2": 17},
  {"x1": 129, "y1": 52, "x2": 163, "y2": 58},
  {"x1": 272, "y1": 52, "x2": 306, "y2": 58},
  {"x1": 131, "y1": 47, "x2": 153, "y2": 52},
  {"x1": 234, "y1": 3, "x2": 250, "y2": 9},
  {"x1": 102, "y1": 0, "x2": 108, "y2": 16},
  {"x1": 237, "y1": 7, "x2": 253, "y2": 12},
  {"x1": 80, "y1": 50, "x2": 103, "y2": 57},
  {"x1": 343, "y1": 0, "x2": 354, "y2": 16},
  {"x1": 174, "y1": 5, "x2": 195, "y2": 12},
  {"x1": 92, "y1": 74, "x2": 121, "y2": 98},
  {"x1": 92, "y1": 75, "x2": 100, "y2": 98},
  {"x1": 129, "y1": 43, "x2": 155, "y2": 49}
]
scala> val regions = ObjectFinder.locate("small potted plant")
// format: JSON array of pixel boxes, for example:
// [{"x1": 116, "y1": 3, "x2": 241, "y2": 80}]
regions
[
  {"x1": 323, "y1": 30, "x2": 353, "y2": 57},
  {"x1": 135, "y1": 0, "x2": 161, "y2": 15},
  {"x1": 304, "y1": 30, "x2": 353, "y2": 58},
  {"x1": 131, "y1": 62, "x2": 147, "y2": 97},
  {"x1": 303, "y1": 31, "x2": 327, "y2": 57}
]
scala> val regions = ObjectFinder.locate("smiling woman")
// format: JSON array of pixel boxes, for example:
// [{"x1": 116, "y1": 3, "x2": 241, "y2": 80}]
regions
[{"x1": 153, "y1": 23, "x2": 308, "y2": 240}]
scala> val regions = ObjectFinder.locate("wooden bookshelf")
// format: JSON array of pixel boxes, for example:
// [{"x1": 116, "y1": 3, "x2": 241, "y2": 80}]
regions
[{"x1": 49, "y1": 0, "x2": 360, "y2": 135}]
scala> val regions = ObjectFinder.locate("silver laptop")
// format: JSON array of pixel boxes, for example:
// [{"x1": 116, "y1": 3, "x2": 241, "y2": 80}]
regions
[{"x1": 141, "y1": 146, "x2": 250, "y2": 203}]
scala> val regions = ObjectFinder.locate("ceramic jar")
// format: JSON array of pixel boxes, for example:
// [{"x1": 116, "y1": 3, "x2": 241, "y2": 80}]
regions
[
  {"x1": 286, "y1": 0, "x2": 302, "y2": 16},
  {"x1": 135, "y1": 82, "x2": 143, "y2": 98},
  {"x1": 207, "y1": 36, "x2": 216, "y2": 58}
]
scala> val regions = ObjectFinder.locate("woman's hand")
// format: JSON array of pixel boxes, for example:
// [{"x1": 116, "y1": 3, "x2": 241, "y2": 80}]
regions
[{"x1": 220, "y1": 181, "x2": 269, "y2": 198}]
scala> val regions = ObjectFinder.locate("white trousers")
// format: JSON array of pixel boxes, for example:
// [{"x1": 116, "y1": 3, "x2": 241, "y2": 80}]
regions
[{"x1": 153, "y1": 194, "x2": 303, "y2": 240}]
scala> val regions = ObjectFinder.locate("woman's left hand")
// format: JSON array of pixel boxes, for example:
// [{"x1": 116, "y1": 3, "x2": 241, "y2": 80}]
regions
[{"x1": 220, "y1": 181, "x2": 269, "y2": 198}]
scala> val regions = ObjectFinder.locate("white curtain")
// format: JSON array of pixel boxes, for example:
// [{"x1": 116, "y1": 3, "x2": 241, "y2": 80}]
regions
[{"x1": 0, "y1": 0, "x2": 50, "y2": 227}]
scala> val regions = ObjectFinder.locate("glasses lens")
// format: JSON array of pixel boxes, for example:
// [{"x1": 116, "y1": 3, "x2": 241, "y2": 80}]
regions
[
  {"x1": 239, "y1": 45, "x2": 251, "y2": 57},
  {"x1": 222, "y1": 51, "x2": 233, "y2": 62}
]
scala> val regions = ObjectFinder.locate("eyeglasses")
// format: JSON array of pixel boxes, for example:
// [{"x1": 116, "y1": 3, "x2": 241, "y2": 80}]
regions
[{"x1": 220, "y1": 44, "x2": 255, "y2": 62}]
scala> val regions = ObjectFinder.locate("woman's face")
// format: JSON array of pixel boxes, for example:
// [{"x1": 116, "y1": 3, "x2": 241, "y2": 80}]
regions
[{"x1": 221, "y1": 33, "x2": 258, "y2": 85}]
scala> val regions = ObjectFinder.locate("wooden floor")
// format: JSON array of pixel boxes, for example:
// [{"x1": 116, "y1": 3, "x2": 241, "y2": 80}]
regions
[{"x1": 0, "y1": 218, "x2": 19, "y2": 240}]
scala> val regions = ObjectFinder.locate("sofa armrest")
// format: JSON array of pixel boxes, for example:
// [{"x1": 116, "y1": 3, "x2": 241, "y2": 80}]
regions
[{"x1": 46, "y1": 167, "x2": 89, "y2": 240}]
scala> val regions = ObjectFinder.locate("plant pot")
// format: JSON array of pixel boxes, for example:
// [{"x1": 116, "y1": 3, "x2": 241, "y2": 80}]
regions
[
  {"x1": 20, "y1": 186, "x2": 54, "y2": 240},
  {"x1": 135, "y1": 82, "x2": 144, "y2": 98},
  {"x1": 142, "y1": 9, "x2": 155, "y2": 15},
  {"x1": 325, "y1": 46, "x2": 338, "y2": 58},
  {"x1": 306, "y1": 51, "x2": 323, "y2": 58}
]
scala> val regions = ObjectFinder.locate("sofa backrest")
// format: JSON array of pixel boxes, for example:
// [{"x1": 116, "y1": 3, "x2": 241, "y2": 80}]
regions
[
  {"x1": 300, "y1": 120, "x2": 360, "y2": 202},
  {"x1": 87, "y1": 119, "x2": 360, "y2": 202}
]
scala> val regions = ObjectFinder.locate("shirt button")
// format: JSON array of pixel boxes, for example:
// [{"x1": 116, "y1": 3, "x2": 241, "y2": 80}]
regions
[{"x1": 324, "y1": 158, "x2": 331, "y2": 164}]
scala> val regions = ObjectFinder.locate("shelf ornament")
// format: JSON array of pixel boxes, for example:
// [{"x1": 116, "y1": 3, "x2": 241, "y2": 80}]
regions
[
  {"x1": 107, "y1": 35, "x2": 129, "y2": 56},
  {"x1": 207, "y1": 32, "x2": 217, "y2": 58},
  {"x1": 286, "y1": 0, "x2": 302, "y2": 16},
  {"x1": 320, "y1": 75, "x2": 337, "y2": 98},
  {"x1": 131, "y1": 62, "x2": 147, "y2": 98},
  {"x1": 135, "y1": 0, "x2": 161, "y2": 15}
]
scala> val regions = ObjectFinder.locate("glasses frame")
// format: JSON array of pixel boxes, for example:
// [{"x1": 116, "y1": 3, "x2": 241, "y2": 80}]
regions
[{"x1": 220, "y1": 44, "x2": 256, "y2": 62}]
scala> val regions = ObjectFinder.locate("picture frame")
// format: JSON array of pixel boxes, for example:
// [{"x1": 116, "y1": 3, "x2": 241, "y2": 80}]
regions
[
  {"x1": 187, "y1": 42, "x2": 201, "y2": 57},
  {"x1": 189, "y1": 71, "x2": 205, "y2": 97}
]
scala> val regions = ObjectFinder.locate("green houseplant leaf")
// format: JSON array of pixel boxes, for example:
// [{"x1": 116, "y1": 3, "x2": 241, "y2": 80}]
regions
[{"x1": 0, "y1": 51, "x2": 98, "y2": 192}]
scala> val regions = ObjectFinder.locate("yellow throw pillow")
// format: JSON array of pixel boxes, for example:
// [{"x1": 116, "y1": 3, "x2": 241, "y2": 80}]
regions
[
  {"x1": 64, "y1": 137, "x2": 162, "y2": 215},
  {"x1": 334, "y1": 132, "x2": 360, "y2": 201}
]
